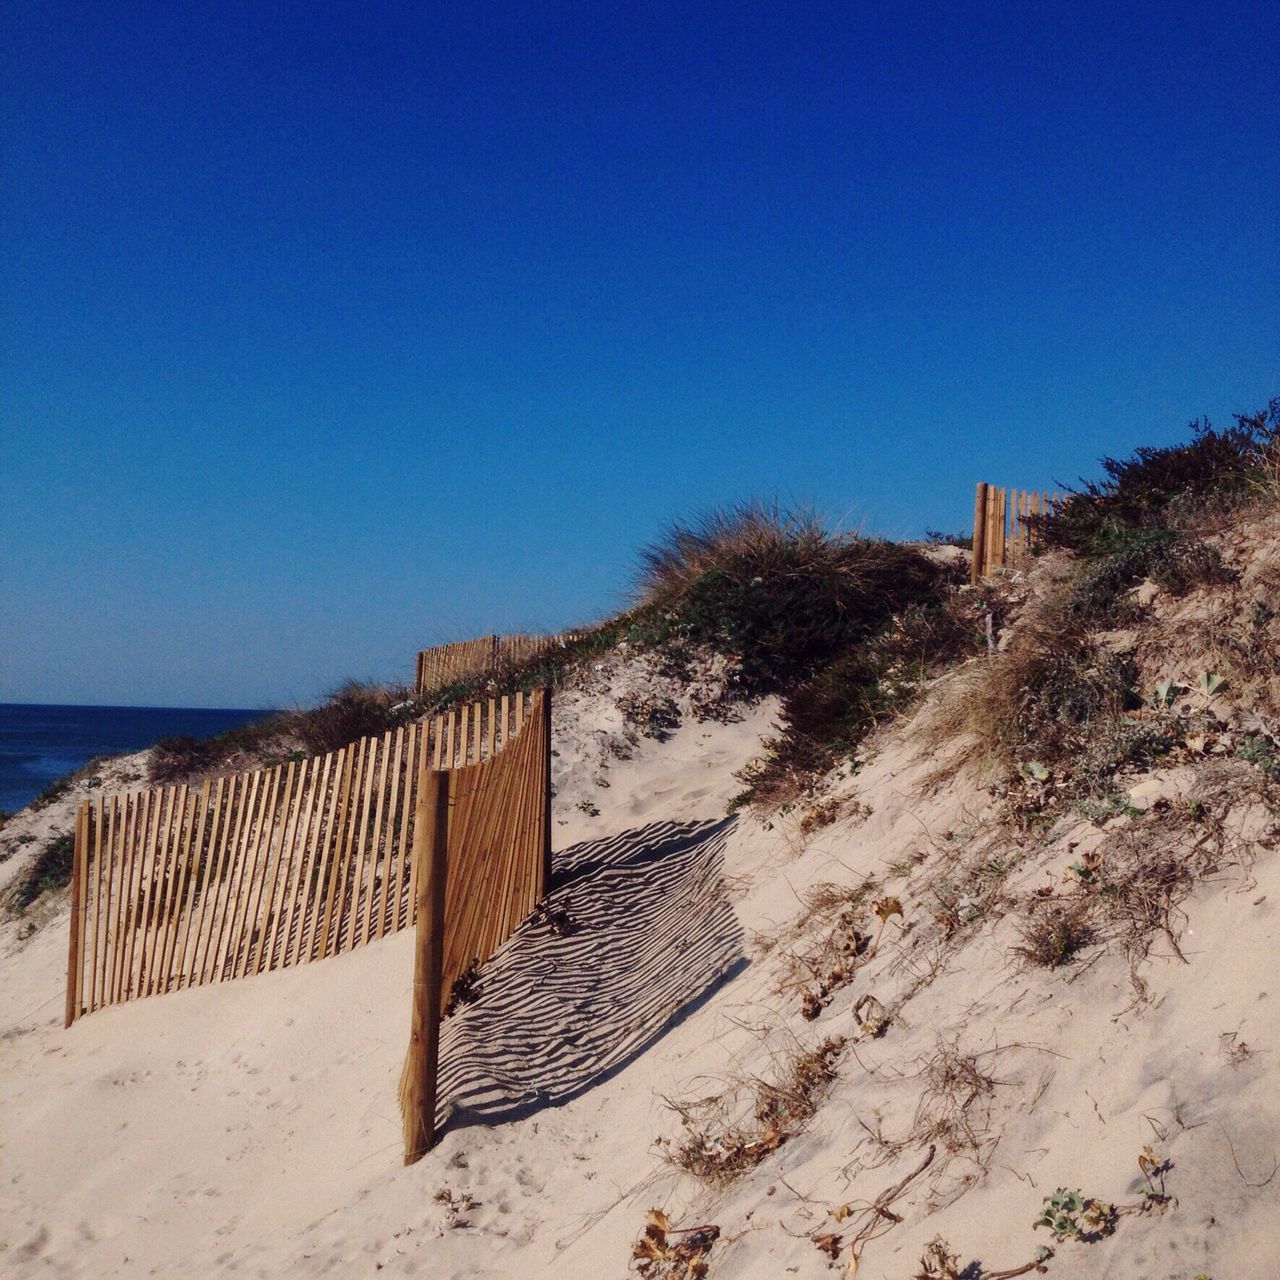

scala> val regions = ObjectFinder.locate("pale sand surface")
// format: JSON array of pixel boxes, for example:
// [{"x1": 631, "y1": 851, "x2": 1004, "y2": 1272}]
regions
[{"x1": 3, "y1": 651, "x2": 1278, "y2": 1277}]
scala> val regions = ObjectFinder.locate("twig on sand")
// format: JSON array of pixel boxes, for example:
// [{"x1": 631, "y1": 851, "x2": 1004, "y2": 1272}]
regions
[
  {"x1": 845, "y1": 1143, "x2": 936, "y2": 1274},
  {"x1": 1220, "y1": 1123, "x2": 1279, "y2": 1188}
]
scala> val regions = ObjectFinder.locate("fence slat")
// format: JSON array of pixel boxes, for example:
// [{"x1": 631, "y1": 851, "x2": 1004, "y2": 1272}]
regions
[
  {"x1": 106, "y1": 794, "x2": 131, "y2": 1005},
  {"x1": 65, "y1": 802, "x2": 87, "y2": 1026},
  {"x1": 273, "y1": 755, "x2": 315, "y2": 969},
  {"x1": 189, "y1": 776, "x2": 231, "y2": 987},
  {"x1": 120, "y1": 788, "x2": 155, "y2": 1001},
  {"x1": 247, "y1": 760, "x2": 295, "y2": 974},
  {"x1": 147, "y1": 785, "x2": 181, "y2": 996}
]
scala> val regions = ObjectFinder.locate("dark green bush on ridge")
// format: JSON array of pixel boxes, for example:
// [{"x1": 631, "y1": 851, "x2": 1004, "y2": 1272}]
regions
[
  {"x1": 633, "y1": 503, "x2": 945, "y2": 693},
  {"x1": 1035, "y1": 399, "x2": 1280, "y2": 558}
]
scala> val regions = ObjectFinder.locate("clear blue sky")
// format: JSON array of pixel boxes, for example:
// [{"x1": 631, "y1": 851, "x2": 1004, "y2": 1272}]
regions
[{"x1": 3, "y1": 2, "x2": 1277, "y2": 708}]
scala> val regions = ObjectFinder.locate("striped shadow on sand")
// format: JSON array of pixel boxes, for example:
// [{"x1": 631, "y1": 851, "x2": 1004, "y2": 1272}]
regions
[{"x1": 434, "y1": 816, "x2": 745, "y2": 1132}]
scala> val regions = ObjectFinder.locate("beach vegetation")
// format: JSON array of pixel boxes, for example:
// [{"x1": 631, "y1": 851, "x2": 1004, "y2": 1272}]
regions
[
  {"x1": 659, "y1": 1035, "x2": 845, "y2": 1185},
  {"x1": 8, "y1": 830, "x2": 75, "y2": 911}
]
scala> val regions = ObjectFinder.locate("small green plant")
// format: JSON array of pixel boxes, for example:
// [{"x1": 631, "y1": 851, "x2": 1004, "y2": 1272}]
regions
[
  {"x1": 1034, "y1": 1187, "x2": 1117, "y2": 1241},
  {"x1": 1196, "y1": 671, "x2": 1226, "y2": 697},
  {"x1": 1237, "y1": 733, "x2": 1280, "y2": 778},
  {"x1": 1065, "y1": 849, "x2": 1101, "y2": 886},
  {"x1": 1072, "y1": 792, "x2": 1143, "y2": 825}
]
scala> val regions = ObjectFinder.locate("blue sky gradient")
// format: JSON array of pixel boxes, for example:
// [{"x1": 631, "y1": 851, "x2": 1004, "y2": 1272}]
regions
[{"x1": 4, "y1": 2, "x2": 1277, "y2": 706}]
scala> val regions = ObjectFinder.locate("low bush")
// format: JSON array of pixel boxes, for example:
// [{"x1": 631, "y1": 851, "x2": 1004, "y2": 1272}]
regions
[
  {"x1": 634, "y1": 503, "x2": 944, "y2": 693},
  {"x1": 150, "y1": 682, "x2": 427, "y2": 783},
  {"x1": 929, "y1": 588, "x2": 1152, "y2": 804},
  {"x1": 286, "y1": 680, "x2": 417, "y2": 754},
  {"x1": 1066, "y1": 526, "x2": 1229, "y2": 624},
  {"x1": 8, "y1": 831, "x2": 75, "y2": 911},
  {"x1": 1036, "y1": 400, "x2": 1279, "y2": 557}
]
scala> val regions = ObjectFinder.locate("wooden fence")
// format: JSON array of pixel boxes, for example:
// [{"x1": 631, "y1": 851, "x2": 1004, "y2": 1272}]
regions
[
  {"x1": 414, "y1": 633, "x2": 578, "y2": 694},
  {"x1": 970, "y1": 483, "x2": 1061, "y2": 582},
  {"x1": 64, "y1": 691, "x2": 551, "y2": 1028},
  {"x1": 400, "y1": 689, "x2": 551, "y2": 1162}
]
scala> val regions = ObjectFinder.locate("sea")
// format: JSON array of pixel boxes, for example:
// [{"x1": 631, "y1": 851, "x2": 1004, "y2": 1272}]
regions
[{"x1": 0, "y1": 703, "x2": 270, "y2": 814}]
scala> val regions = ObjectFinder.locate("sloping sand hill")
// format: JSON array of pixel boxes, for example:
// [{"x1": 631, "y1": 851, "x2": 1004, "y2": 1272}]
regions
[{"x1": 4, "y1": 545, "x2": 1279, "y2": 1278}]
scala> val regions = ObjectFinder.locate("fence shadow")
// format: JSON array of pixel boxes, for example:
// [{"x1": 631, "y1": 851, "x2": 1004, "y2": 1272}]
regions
[{"x1": 435, "y1": 816, "x2": 745, "y2": 1132}]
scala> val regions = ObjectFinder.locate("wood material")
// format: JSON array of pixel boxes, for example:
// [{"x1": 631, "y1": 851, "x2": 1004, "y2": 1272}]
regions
[
  {"x1": 396, "y1": 687, "x2": 552, "y2": 1160},
  {"x1": 414, "y1": 633, "x2": 583, "y2": 695},
  {"x1": 65, "y1": 690, "x2": 552, "y2": 1031},
  {"x1": 970, "y1": 483, "x2": 1061, "y2": 579},
  {"x1": 402, "y1": 768, "x2": 449, "y2": 1164}
]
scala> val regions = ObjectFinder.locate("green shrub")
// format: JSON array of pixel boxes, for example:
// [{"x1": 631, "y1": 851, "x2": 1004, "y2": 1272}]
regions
[
  {"x1": 1066, "y1": 526, "x2": 1227, "y2": 623},
  {"x1": 634, "y1": 503, "x2": 943, "y2": 692},
  {"x1": 1036, "y1": 400, "x2": 1279, "y2": 557},
  {"x1": 736, "y1": 595, "x2": 983, "y2": 808},
  {"x1": 9, "y1": 831, "x2": 75, "y2": 911}
]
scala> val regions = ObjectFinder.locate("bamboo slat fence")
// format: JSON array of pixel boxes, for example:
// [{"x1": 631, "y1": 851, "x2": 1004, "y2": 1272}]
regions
[
  {"x1": 400, "y1": 688, "x2": 551, "y2": 1162},
  {"x1": 414, "y1": 633, "x2": 579, "y2": 695},
  {"x1": 64, "y1": 691, "x2": 551, "y2": 1028},
  {"x1": 970, "y1": 483, "x2": 1061, "y2": 582}
]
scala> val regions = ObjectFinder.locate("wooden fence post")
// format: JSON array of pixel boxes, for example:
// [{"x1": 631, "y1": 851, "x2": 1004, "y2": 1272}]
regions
[
  {"x1": 971, "y1": 482, "x2": 988, "y2": 584},
  {"x1": 404, "y1": 768, "x2": 450, "y2": 1165},
  {"x1": 64, "y1": 801, "x2": 88, "y2": 1027},
  {"x1": 541, "y1": 688, "x2": 553, "y2": 894}
]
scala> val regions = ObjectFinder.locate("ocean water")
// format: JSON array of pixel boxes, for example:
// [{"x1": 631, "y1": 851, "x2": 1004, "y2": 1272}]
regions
[{"x1": 0, "y1": 703, "x2": 270, "y2": 813}]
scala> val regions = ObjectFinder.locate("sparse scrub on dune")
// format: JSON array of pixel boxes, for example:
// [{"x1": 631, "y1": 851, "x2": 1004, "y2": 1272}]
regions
[
  {"x1": 1011, "y1": 772, "x2": 1259, "y2": 999},
  {"x1": 149, "y1": 681, "x2": 423, "y2": 783},
  {"x1": 425, "y1": 619, "x2": 630, "y2": 706},
  {"x1": 928, "y1": 590, "x2": 1145, "y2": 796},
  {"x1": 148, "y1": 723, "x2": 280, "y2": 782},
  {"x1": 1013, "y1": 899, "x2": 1095, "y2": 969},
  {"x1": 631, "y1": 1209, "x2": 720, "y2": 1279},
  {"x1": 28, "y1": 756, "x2": 111, "y2": 810},
  {"x1": 7, "y1": 831, "x2": 75, "y2": 911},
  {"x1": 630, "y1": 505, "x2": 978, "y2": 810},
  {"x1": 285, "y1": 680, "x2": 420, "y2": 753},
  {"x1": 928, "y1": 405, "x2": 1280, "y2": 816},
  {"x1": 855, "y1": 1039, "x2": 1006, "y2": 1191}
]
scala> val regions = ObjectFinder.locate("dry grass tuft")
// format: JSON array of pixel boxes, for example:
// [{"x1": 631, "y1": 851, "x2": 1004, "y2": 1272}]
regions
[
  {"x1": 853, "y1": 1038, "x2": 1007, "y2": 1211},
  {"x1": 927, "y1": 589, "x2": 1137, "y2": 788},
  {"x1": 1013, "y1": 770, "x2": 1260, "y2": 999},
  {"x1": 1013, "y1": 900, "x2": 1095, "y2": 969},
  {"x1": 661, "y1": 1036, "x2": 846, "y2": 1185}
]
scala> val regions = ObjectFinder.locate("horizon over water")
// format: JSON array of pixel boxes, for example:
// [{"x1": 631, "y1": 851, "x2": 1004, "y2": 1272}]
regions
[{"x1": 0, "y1": 702, "x2": 270, "y2": 813}]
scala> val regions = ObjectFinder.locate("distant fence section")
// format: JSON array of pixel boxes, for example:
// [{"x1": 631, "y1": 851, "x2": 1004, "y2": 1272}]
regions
[
  {"x1": 970, "y1": 483, "x2": 1061, "y2": 582},
  {"x1": 65, "y1": 691, "x2": 551, "y2": 1028},
  {"x1": 414, "y1": 633, "x2": 580, "y2": 694}
]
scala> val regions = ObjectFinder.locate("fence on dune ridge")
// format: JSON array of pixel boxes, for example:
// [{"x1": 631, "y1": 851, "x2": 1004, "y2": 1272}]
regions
[
  {"x1": 414, "y1": 632, "x2": 582, "y2": 694},
  {"x1": 64, "y1": 690, "x2": 552, "y2": 1030},
  {"x1": 970, "y1": 482, "x2": 1062, "y2": 582}
]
